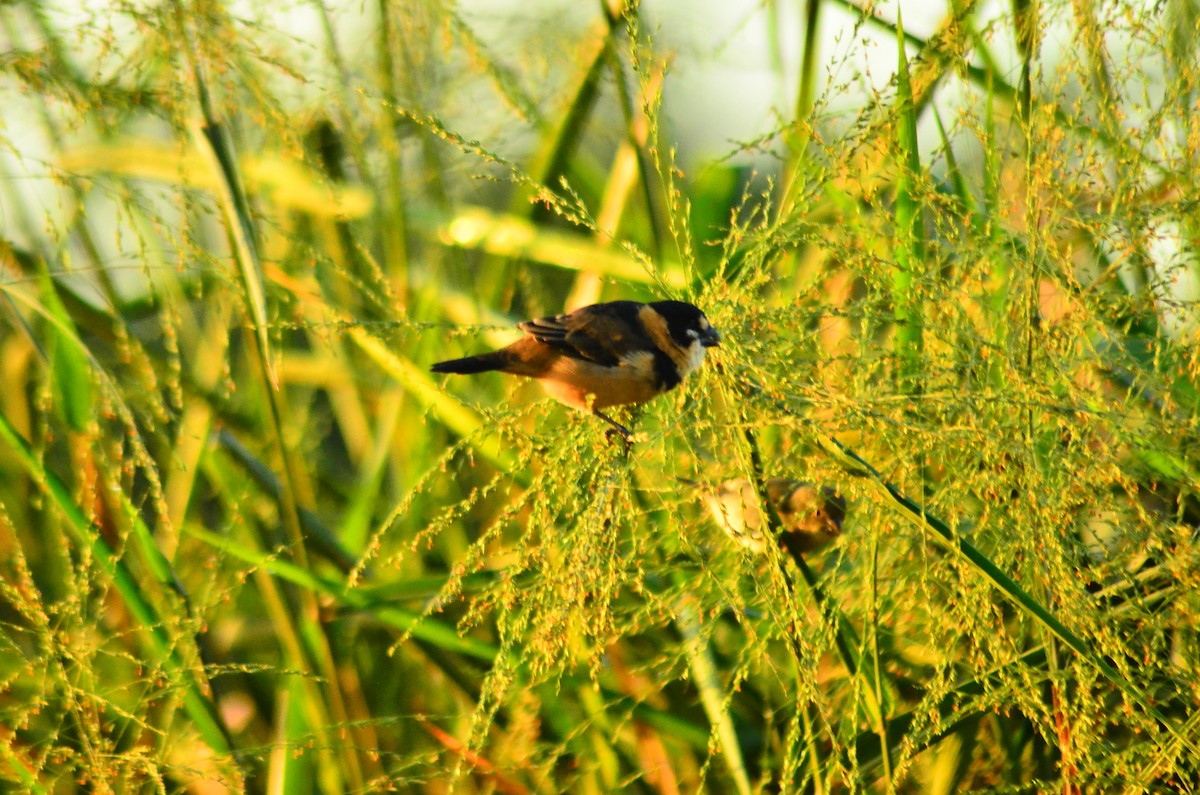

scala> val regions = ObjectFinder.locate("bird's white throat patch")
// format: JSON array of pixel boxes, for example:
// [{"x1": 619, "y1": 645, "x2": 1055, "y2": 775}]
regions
[{"x1": 680, "y1": 341, "x2": 707, "y2": 375}]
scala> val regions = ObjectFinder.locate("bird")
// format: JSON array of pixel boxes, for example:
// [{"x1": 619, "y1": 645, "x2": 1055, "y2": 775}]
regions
[
  {"x1": 703, "y1": 477, "x2": 846, "y2": 558},
  {"x1": 431, "y1": 299, "x2": 720, "y2": 440}
]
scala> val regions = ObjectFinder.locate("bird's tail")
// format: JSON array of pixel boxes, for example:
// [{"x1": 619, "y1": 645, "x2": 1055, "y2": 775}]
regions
[{"x1": 430, "y1": 351, "x2": 508, "y2": 375}]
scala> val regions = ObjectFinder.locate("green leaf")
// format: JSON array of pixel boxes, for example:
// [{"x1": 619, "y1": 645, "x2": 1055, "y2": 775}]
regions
[{"x1": 38, "y1": 272, "x2": 92, "y2": 434}]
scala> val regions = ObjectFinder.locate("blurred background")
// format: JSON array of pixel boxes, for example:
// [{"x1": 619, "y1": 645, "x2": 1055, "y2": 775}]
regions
[{"x1": 1, "y1": 0, "x2": 1198, "y2": 791}]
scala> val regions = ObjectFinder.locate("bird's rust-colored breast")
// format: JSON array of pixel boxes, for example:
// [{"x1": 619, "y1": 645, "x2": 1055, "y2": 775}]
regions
[{"x1": 539, "y1": 350, "x2": 661, "y2": 410}]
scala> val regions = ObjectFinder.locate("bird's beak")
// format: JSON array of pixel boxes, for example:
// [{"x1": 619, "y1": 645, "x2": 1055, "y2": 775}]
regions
[{"x1": 702, "y1": 326, "x2": 721, "y2": 347}]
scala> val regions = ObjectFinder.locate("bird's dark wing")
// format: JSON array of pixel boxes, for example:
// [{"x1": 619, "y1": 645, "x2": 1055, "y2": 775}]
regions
[{"x1": 519, "y1": 301, "x2": 653, "y2": 367}]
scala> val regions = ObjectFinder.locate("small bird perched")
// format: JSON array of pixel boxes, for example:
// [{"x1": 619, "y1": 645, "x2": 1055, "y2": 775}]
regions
[
  {"x1": 704, "y1": 478, "x2": 846, "y2": 558},
  {"x1": 431, "y1": 299, "x2": 720, "y2": 439}
]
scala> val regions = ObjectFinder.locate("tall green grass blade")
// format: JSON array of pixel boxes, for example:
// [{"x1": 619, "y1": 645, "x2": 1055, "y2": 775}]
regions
[
  {"x1": 0, "y1": 410, "x2": 240, "y2": 771},
  {"x1": 980, "y1": 71, "x2": 1011, "y2": 335},
  {"x1": 193, "y1": 120, "x2": 278, "y2": 393},
  {"x1": 0, "y1": 734, "x2": 47, "y2": 795},
  {"x1": 777, "y1": 0, "x2": 824, "y2": 217},
  {"x1": 440, "y1": 206, "x2": 686, "y2": 288},
  {"x1": 1012, "y1": 0, "x2": 1037, "y2": 117},
  {"x1": 521, "y1": 24, "x2": 610, "y2": 197},
  {"x1": 58, "y1": 143, "x2": 373, "y2": 218},
  {"x1": 173, "y1": 6, "x2": 367, "y2": 781},
  {"x1": 184, "y1": 523, "x2": 497, "y2": 661},
  {"x1": 336, "y1": 387, "x2": 403, "y2": 555},
  {"x1": 931, "y1": 105, "x2": 977, "y2": 221},
  {"x1": 267, "y1": 678, "x2": 315, "y2": 795},
  {"x1": 38, "y1": 272, "x2": 92, "y2": 434},
  {"x1": 866, "y1": 530, "x2": 893, "y2": 787},
  {"x1": 216, "y1": 429, "x2": 358, "y2": 572},
  {"x1": 7, "y1": 265, "x2": 203, "y2": 605},
  {"x1": 676, "y1": 596, "x2": 753, "y2": 795},
  {"x1": 607, "y1": 7, "x2": 671, "y2": 265}
]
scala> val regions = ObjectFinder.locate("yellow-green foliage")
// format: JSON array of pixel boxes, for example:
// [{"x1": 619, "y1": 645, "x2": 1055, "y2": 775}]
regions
[{"x1": 1, "y1": 1, "x2": 1198, "y2": 792}]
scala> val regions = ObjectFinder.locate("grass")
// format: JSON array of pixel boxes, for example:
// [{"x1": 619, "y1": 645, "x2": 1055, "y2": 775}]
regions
[{"x1": 1, "y1": 0, "x2": 1199, "y2": 792}]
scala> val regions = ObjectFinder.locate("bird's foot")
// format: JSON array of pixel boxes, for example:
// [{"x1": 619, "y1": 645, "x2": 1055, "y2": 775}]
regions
[
  {"x1": 604, "y1": 427, "x2": 635, "y2": 449},
  {"x1": 595, "y1": 410, "x2": 637, "y2": 449}
]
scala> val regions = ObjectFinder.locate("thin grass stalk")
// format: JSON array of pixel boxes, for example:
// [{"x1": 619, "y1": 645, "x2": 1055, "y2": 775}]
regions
[
  {"x1": 374, "y1": 0, "x2": 411, "y2": 304},
  {"x1": 931, "y1": 106, "x2": 977, "y2": 221},
  {"x1": 796, "y1": 0, "x2": 823, "y2": 132},
  {"x1": 566, "y1": 136, "x2": 640, "y2": 309},
  {"x1": 524, "y1": 18, "x2": 610, "y2": 195},
  {"x1": 1013, "y1": 0, "x2": 1038, "y2": 119},
  {"x1": 1069, "y1": 0, "x2": 1120, "y2": 135},
  {"x1": 402, "y1": 8, "x2": 451, "y2": 217},
  {"x1": 162, "y1": 278, "x2": 234, "y2": 549},
  {"x1": 892, "y1": 10, "x2": 925, "y2": 394},
  {"x1": 266, "y1": 679, "x2": 314, "y2": 791},
  {"x1": 798, "y1": 702, "x2": 826, "y2": 794},
  {"x1": 37, "y1": 271, "x2": 92, "y2": 435},
  {"x1": 338, "y1": 386, "x2": 404, "y2": 554},
  {"x1": 309, "y1": 8, "x2": 397, "y2": 322},
  {"x1": 867, "y1": 529, "x2": 893, "y2": 787},
  {"x1": 981, "y1": 74, "x2": 1012, "y2": 345},
  {"x1": 190, "y1": 121, "x2": 276, "y2": 391},
  {"x1": 251, "y1": 565, "x2": 347, "y2": 790},
  {"x1": 607, "y1": 6, "x2": 670, "y2": 266},
  {"x1": 576, "y1": 685, "x2": 623, "y2": 790},
  {"x1": 1136, "y1": 708, "x2": 1200, "y2": 785},
  {"x1": 776, "y1": 0, "x2": 824, "y2": 220}
]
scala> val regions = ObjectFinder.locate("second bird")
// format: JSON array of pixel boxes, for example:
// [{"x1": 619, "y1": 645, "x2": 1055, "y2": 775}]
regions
[{"x1": 431, "y1": 299, "x2": 720, "y2": 439}]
